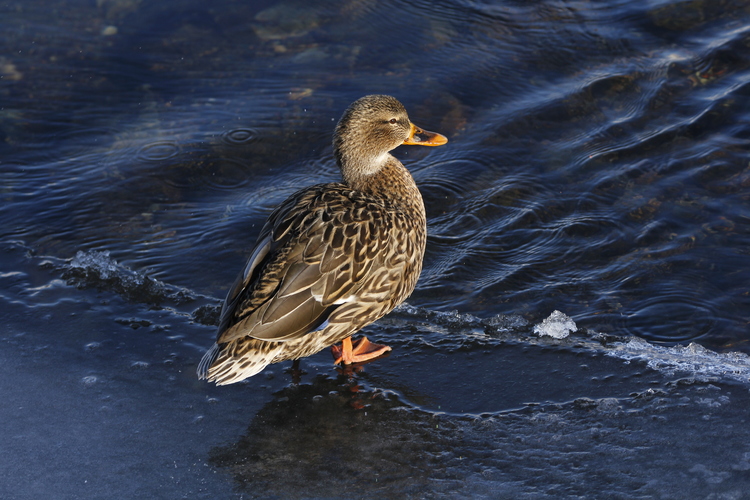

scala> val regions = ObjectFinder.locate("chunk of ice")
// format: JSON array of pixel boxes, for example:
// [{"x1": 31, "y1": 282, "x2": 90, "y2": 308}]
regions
[
  {"x1": 70, "y1": 250, "x2": 119, "y2": 279},
  {"x1": 63, "y1": 249, "x2": 194, "y2": 305},
  {"x1": 533, "y1": 310, "x2": 577, "y2": 339},
  {"x1": 607, "y1": 337, "x2": 750, "y2": 383}
]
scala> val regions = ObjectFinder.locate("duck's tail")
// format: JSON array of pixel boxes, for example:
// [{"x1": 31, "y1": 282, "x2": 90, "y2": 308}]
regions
[
  {"x1": 197, "y1": 341, "x2": 281, "y2": 385},
  {"x1": 196, "y1": 343, "x2": 221, "y2": 380}
]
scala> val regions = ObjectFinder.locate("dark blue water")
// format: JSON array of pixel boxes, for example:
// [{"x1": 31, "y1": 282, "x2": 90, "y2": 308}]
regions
[{"x1": 2, "y1": 0, "x2": 750, "y2": 498}]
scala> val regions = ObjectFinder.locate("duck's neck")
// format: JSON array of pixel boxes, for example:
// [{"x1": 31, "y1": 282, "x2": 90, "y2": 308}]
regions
[
  {"x1": 336, "y1": 149, "x2": 390, "y2": 187},
  {"x1": 341, "y1": 156, "x2": 425, "y2": 218}
]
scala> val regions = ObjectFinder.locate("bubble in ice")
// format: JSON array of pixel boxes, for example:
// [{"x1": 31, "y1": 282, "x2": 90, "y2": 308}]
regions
[{"x1": 533, "y1": 310, "x2": 577, "y2": 339}]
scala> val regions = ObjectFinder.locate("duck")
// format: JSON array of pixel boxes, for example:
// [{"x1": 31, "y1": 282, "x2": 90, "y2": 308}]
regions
[{"x1": 197, "y1": 94, "x2": 448, "y2": 385}]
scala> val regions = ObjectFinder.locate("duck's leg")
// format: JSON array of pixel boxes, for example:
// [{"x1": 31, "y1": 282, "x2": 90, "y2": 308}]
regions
[{"x1": 331, "y1": 336, "x2": 391, "y2": 365}]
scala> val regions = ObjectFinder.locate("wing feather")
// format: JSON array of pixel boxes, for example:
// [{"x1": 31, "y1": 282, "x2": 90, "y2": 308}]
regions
[{"x1": 214, "y1": 184, "x2": 398, "y2": 345}]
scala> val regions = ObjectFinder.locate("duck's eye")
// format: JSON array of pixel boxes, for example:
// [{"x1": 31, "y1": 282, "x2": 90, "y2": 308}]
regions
[{"x1": 389, "y1": 118, "x2": 398, "y2": 124}]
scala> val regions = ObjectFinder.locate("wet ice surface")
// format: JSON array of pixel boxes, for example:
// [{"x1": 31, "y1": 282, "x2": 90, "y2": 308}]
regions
[{"x1": 2, "y1": 245, "x2": 750, "y2": 499}]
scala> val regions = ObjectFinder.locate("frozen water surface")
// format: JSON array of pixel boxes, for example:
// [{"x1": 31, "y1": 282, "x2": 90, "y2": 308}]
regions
[{"x1": 2, "y1": 245, "x2": 749, "y2": 499}]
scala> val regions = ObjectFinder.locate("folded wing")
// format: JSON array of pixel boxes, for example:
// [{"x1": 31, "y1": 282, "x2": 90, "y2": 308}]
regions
[{"x1": 215, "y1": 184, "x2": 387, "y2": 345}]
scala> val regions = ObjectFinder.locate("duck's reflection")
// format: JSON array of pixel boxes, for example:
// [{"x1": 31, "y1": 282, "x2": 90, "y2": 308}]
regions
[{"x1": 209, "y1": 368, "x2": 452, "y2": 497}]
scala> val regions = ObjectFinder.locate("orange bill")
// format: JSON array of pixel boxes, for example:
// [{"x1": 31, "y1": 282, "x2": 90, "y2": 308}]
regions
[{"x1": 403, "y1": 122, "x2": 448, "y2": 146}]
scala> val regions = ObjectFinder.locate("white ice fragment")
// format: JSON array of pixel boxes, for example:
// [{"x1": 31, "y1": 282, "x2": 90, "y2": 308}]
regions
[
  {"x1": 533, "y1": 310, "x2": 577, "y2": 339},
  {"x1": 484, "y1": 313, "x2": 529, "y2": 332},
  {"x1": 70, "y1": 250, "x2": 119, "y2": 279},
  {"x1": 606, "y1": 339, "x2": 750, "y2": 383}
]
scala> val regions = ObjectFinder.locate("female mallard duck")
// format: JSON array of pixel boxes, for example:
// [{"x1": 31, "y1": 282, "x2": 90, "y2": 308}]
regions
[{"x1": 198, "y1": 95, "x2": 448, "y2": 385}]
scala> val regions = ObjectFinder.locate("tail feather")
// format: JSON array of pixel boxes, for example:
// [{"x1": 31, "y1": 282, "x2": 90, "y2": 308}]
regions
[
  {"x1": 197, "y1": 343, "x2": 221, "y2": 380},
  {"x1": 197, "y1": 341, "x2": 281, "y2": 385}
]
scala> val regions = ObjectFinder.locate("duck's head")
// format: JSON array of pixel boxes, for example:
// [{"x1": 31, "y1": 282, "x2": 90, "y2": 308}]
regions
[{"x1": 333, "y1": 95, "x2": 447, "y2": 186}]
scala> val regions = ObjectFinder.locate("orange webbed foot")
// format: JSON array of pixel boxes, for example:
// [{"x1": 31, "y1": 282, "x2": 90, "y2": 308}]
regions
[{"x1": 331, "y1": 336, "x2": 392, "y2": 365}]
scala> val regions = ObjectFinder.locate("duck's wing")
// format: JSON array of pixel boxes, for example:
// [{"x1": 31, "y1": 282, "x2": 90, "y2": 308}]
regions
[
  {"x1": 215, "y1": 185, "x2": 387, "y2": 345},
  {"x1": 214, "y1": 190, "x2": 297, "y2": 336}
]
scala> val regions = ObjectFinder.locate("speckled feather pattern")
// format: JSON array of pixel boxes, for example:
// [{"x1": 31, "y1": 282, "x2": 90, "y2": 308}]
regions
[{"x1": 198, "y1": 95, "x2": 440, "y2": 385}]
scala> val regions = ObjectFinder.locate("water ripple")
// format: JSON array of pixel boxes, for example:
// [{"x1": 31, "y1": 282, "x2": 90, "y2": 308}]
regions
[
  {"x1": 203, "y1": 158, "x2": 252, "y2": 190},
  {"x1": 220, "y1": 128, "x2": 259, "y2": 145},
  {"x1": 137, "y1": 141, "x2": 180, "y2": 162},
  {"x1": 157, "y1": 157, "x2": 251, "y2": 191},
  {"x1": 619, "y1": 293, "x2": 718, "y2": 344}
]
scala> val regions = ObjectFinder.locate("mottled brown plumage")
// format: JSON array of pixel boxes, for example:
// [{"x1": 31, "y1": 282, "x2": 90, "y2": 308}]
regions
[{"x1": 198, "y1": 95, "x2": 447, "y2": 385}]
